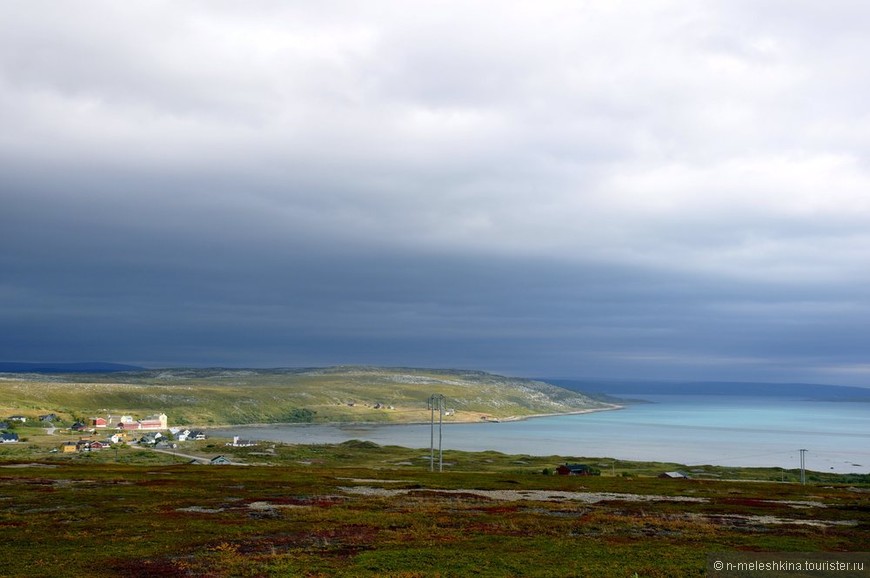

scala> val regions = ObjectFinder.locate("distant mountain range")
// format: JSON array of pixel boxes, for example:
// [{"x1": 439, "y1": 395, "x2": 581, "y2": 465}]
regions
[
  {"x1": 0, "y1": 362, "x2": 146, "y2": 373},
  {"x1": 543, "y1": 378, "x2": 870, "y2": 401}
]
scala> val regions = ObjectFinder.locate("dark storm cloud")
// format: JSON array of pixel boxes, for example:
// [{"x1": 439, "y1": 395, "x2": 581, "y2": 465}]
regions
[{"x1": 2, "y1": 1, "x2": 870, "y2": 384}]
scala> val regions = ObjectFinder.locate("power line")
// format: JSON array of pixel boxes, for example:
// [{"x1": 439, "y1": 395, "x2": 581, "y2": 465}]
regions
[
  {"x1": 428, "y1": 394, "x2": 445, "y2": 473},
  {"x1": 800, "y1": 448, "x2": 807, "y2": 485}
]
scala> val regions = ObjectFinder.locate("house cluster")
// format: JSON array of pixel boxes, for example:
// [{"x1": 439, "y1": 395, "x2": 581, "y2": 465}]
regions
[
  {"x1": 172, "y1": 428, "x2": 207, "y2": 442},
  {"x1": 1, "y1": 415, "x2": 27, "y2": 443},
  {"x1": 61, "y1": 439, "x2": 110, "y2": 453},
  {"x1": 90, "y1": 413, "x2": 169, "y2": 431},
  {"x1": 61, "y1": 426, "x2": 207, "y2": 453},
  {"x1": 138, "y1": 428, "x2": 207, "y2": 445},
  {"x1": 69, "y1": 413, "x2": 169, "y2": 434},
  {"x1": 53, "y1": 411, "x2": 208, "y2": 453},
  {"x1": 1, "y1": 410, "x2": 212, "y2": 451}
]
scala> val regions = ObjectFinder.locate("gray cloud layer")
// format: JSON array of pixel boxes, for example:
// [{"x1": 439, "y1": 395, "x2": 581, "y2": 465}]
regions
[{"x1": 2, "y1": 1, "x2": 870, "y2": 384}]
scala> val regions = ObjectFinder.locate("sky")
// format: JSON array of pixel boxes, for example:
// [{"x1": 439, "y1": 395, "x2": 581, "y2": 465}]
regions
[{"x1": 2, "y1": 1, "x2": 870, "y2": 385}]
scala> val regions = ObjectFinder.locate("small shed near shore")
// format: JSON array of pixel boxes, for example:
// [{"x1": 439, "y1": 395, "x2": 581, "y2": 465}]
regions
[{"x1": 658, "y1": 471, "x2": 689, "y2": 479}]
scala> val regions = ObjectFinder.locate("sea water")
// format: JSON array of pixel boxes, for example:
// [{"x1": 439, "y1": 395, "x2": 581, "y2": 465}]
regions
[{"x1": 212, "y1": 395, "x2": 870, "y2": 473}]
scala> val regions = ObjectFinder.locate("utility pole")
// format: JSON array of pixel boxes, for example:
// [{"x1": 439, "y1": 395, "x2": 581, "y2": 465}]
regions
[
  {"x1": 428, "y1": 394, "x2": 445, "y2": 472},
  {"x1": 429, "y1": 396, "x2": 434, "y2": 471},
  {"x1": 799, "y1": 449, "x2": 807, "y2": 485}
]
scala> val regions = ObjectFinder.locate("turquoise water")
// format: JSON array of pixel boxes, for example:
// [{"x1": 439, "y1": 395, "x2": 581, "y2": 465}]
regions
[{"x1": 213, "y1": 395, "x2": 870, "y2": 473}]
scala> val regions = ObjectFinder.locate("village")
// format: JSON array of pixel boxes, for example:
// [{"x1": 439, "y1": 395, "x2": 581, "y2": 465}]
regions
[
  {"x1": 1, "y1": 410, "x2": 274, "y2": 468},
  {"x1": 0, "y1": 412, "x2": 227, "y2": 454}
]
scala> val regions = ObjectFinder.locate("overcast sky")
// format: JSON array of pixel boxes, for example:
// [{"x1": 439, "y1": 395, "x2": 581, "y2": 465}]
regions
[{"x1": 2, "y1": 1, "x2": 870, "y2": 385}]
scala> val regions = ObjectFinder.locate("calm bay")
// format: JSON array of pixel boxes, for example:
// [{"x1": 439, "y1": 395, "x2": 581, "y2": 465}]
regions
[{"x1": 211, "y1": 395, "x2": 870, "y2": 473}]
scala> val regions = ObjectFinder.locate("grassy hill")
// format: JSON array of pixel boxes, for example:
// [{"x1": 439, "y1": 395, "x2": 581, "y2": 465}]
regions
[{"x1": 0, "y1": 366, "x2": 614, "y2": 426}]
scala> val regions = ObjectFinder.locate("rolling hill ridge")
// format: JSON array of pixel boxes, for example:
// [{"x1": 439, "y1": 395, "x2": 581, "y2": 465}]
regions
[{"x1": 0, "y1": 366, "x2": 615, "y2": 426}]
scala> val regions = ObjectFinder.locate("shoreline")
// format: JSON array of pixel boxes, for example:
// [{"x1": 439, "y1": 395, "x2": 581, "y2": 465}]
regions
[
  {"x1": 200, "y1": 401, "x2": 869, "y2": 474},
  {"x1": 199, "y1": 403, "x2": 624, "y2": 431},
  {"x1": 495, "y1": 403, "x2": 623, "y2": 423}
]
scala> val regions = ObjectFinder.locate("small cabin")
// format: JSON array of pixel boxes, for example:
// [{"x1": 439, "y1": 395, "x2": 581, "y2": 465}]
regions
[
  {"x1": 556, "y1": 463, "x2": 599, "y2": 476},
  {"x1": 1, "y1": 433, "x2": 19, "y2": 443}
]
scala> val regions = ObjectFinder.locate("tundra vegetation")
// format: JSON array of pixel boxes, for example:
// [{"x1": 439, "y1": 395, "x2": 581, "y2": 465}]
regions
[
  {"x1": 1, "y1": 368, "x2": 868, "y2": 576},
  {"x1": 1, "y1": 437, "x2": 869, "y2": 577}
]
